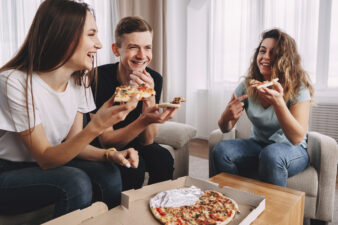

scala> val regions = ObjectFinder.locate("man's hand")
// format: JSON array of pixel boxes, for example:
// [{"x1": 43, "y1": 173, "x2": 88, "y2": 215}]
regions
[
  {"x1": 129, "y1": 69, "x2": 156, "y2": 109},
  {"x1": 107, "y1": 148, "x2": 139, "y2": 168},
  {"x1": 129, "y1": 70, "x2": 154, "y2": 88},
  {"x1": 140, "y1": 105, "x2": 177, "y2": 125}
]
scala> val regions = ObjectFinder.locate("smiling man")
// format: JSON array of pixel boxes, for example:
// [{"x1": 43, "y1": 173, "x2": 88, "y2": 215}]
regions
[{"x1": 89, "y1": 16, "x2": 176, "y2": 190}]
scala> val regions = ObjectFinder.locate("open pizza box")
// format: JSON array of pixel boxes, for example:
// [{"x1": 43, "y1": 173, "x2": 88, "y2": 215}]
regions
[{"x1": 81, "y1": 176, "x2": 265, "y2": 225}]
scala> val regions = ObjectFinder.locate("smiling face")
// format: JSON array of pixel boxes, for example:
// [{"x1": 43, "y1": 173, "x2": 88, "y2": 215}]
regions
[
  {"x1": 256, "y1": 38, "x2": 276, "y2": 80},
  {"x1": 66, "y1": 11, "x2": 102, "y2": 71},
  {"x1": 114, "y1": 31, "x2": 153, "y2": 74}
]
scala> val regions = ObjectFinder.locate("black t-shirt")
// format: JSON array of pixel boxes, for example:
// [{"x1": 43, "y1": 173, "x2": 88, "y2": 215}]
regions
[{"x1": 88, "y1": 62, "x2": 162, "y2": 147}]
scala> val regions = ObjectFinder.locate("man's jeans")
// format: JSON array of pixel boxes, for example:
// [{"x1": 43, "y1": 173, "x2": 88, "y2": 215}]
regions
[
  {"x1": 212, "y1": 139, "x2": 309, "y2": 186},
  {"x1": 0, "y1": 159, "x2": 122, "y2": 217}
]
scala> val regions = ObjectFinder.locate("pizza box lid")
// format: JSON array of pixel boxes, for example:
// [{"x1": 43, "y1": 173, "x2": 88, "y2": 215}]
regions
[{"x1": 81, "y1": 176, "x2": 265, "y2": 225}]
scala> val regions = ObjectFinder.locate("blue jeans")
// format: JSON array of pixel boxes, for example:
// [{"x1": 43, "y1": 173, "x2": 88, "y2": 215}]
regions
[
  {"x1": 0, "y1": 158, "x2": 122, "y2": 217},
  {"x1": 212, "y1": 139, "x2": 309, "y2": 186}
]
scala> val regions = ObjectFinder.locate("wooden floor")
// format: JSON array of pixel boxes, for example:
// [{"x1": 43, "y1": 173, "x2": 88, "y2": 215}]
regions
[
  {"x1": 188, "y1": 138, "x2": 208, "y2": 159},
  {"x1": 188, "y1": 138, "x2": 338, "y2": 189}
]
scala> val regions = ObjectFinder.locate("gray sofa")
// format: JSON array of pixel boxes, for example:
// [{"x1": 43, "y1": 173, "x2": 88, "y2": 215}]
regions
[
  {"x1": 0, "y1": 121, "x2": 196, "y2": 225},
  {"x1": 208, "y1": 112, "x2": 338, "y2": 223}
]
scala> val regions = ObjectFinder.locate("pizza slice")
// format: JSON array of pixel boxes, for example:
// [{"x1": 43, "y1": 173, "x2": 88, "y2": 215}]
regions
[
  {"x1": 249, "y1": 78, "x2": 279, "y2": 89},
  {"x1": 114, "y1": 84, "x2": 155, "y2": 102},
  {"x1": 158, "y1": 97, "x2": 185, "y2": 108}
]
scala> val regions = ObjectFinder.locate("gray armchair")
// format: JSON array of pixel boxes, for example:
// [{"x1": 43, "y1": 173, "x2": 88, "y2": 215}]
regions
[
  {"x1": 0, "y1": 121, "x2": 196, "y2": 225},
  {"x1": 208, "y1": 112, "x2": 338, "y2": 223}
]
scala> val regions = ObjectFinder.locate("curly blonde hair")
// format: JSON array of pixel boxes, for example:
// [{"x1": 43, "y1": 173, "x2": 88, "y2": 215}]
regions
[{"x1": 245, "y1": 28, "x2": 314, "y2": 103}]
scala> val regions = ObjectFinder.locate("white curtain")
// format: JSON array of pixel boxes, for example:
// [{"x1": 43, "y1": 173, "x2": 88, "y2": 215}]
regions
[
  {"x1": 84, "y1": 0, "x2": 120, "y2": 66},
  {"x1": 0, "y1": 0, "x2": 42, "y2": 66},
  {"x1": 166, "y1": 0, "x2": 338, "y2": 138},
  {"x1": 0, "y1": 0, "x2": 119, "y2": 67}
]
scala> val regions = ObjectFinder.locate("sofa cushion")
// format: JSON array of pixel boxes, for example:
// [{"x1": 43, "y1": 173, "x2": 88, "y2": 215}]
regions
[
  {"x1": 287, "y1": 166, "x2": 318, "y2": 197},
  {"x1": 155, "y1": 122, "x2": 196, "y2": 149}
]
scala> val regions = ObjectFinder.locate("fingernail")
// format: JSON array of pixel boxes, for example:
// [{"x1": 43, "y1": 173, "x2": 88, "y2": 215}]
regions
[{"x1": 126, "y1": 162, "x2": 131, "y2": 168}]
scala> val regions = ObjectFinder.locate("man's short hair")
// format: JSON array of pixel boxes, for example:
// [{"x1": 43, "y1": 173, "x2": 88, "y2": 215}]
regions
[{"x1": 115, "y1": 16, "x2": 153, "y2": 47}]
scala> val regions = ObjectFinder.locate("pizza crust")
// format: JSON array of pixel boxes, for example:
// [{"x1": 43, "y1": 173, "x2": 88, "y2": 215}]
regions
[
  {"x1": 256, "y1": 78, "x2": 279, "y2": 89},
  {"x1": 158, "y1": 103, "x2": 181, "y2": 108},
  {"x1": 158, "y1": 97, "x2": 185, "y2": 109}
]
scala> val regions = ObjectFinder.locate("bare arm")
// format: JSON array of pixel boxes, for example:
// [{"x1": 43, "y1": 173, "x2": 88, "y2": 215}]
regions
[
  {"x1": 18, "y1": 120, "x2": 101, "y2": 169},
  {"x1": 138, "y1": 96, "x2": 157, "y2": 145},
  {"x1": 273, "y1": 99, "x2": 310, "y2": 145},
  {"x1": 18, "y1": 96, "x2": 138, "y2": 169},
  {"x1": 67, "y1": 112, "x2": 139, "y2": 168},
  {"x1": 122, "y1": 69, "x2": 175, "y2": 146},
  {"x1": 218, "y1": 93, "x2": 248, "y2": 133}
]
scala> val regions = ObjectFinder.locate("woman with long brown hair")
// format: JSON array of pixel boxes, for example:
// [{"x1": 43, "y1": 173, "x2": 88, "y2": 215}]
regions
[
  {"x1": 212, "y1": 28, "x2": 314, "y2": 187},
  {"x1": 0, "y1": 0, "x2": 139, "y2": 217}
]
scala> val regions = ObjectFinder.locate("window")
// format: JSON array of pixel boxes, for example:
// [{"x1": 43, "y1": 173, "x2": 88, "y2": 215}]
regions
[
  {"x1": 210, "y1": 0, "x2": 338, "y2": 90},
  {"x1": 328, "y1": 0, "x2": 338, "y2": 87}
]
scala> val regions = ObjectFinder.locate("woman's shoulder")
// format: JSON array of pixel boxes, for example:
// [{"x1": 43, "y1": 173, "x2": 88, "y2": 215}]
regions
[
  {"x1": 0, "y1": 69, "x2": 27, "y2": 87},
  {"x1": 0, "y1": 69, "x2": 25, "y2": 78},
  {"x1": 234, "y1": 79, "x2": 247, "y2": 93},
  {"x1": 289, "y1": 82, "x2": 311, "y2": 105}
]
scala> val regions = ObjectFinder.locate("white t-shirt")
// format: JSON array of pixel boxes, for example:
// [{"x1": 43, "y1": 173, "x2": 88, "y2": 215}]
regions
[{"x1": 0, "y1": 70, "x2": 96, "y2": 162}]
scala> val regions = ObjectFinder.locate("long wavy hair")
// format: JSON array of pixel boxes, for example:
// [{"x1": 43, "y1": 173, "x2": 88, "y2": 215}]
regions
[
  {"x1": 245, "y1": 28, "x2": 314, "y2": 103},
  {"x1": 0, "y1": 0, "x2": 96, "y2": 133}
]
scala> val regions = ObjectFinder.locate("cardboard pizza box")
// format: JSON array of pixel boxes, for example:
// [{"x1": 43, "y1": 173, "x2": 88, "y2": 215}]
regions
[
  {"x1": 42, "y1": 202, "x2": 108, "y2": 225},
  {"x1": 81, "y1": 176, "x2": 265, "y2": 225}
]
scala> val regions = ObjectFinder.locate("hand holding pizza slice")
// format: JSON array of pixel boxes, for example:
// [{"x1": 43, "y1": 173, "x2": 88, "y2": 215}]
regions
[{"x1": 249, "y1": 78, "x2": 279, "y2": 89}]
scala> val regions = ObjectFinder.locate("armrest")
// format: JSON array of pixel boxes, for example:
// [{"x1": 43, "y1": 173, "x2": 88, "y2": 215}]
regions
[
  {"x1": 208, "y1": 129, "x2": 235, "y2": 151},
  {"x1": 208, "y1": 129, "x2": 236, "y2": 177},
  {"x1": 154, "y1": 121, "x2": 197, "y2": 149},
  {"x1": 307, "y1": 131, "x2": 338, "y2": 221}
]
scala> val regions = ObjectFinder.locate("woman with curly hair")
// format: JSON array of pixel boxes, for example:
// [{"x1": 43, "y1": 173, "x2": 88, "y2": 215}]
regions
[{"x1": 212, "y1": 28, "x2": 314, "y2": 186}]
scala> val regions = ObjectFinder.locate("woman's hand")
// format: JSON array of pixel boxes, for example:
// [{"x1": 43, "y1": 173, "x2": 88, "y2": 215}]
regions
[
  {"x1": 107, "y1": 148, "x2": 139, "y2": 168},
  {"x1": 218, "y1": 93, "x2": 247, "y2": 133},
  {"x1": 256, "y1": 80, "x2": 284, "y2": 106},
  {"x1": 90, "y1": 95, "x2": 139, "y2": 134},
  {"x1": 222, "y1": 93, "x2": 247, "y2": 121},
  {"x1": 139, "y1": 105, "x2": 178, "y2": 125}
]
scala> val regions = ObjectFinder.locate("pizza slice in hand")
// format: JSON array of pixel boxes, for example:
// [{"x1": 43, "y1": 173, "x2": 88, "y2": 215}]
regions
[
  {"x1": 158, "y1": 96, "x2": 185, "y2": 108},
  {"x1": 114, "y1": 84, "x2": 156, "y2": 102},
  {"x1": 250, "y1": 78, "x2": 279, "y2": 89}
]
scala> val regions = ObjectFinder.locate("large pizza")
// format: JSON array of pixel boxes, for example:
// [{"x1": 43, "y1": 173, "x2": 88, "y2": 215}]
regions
[{"x1": 149, "y1": 186, "x2": 239, "y2": 225}]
